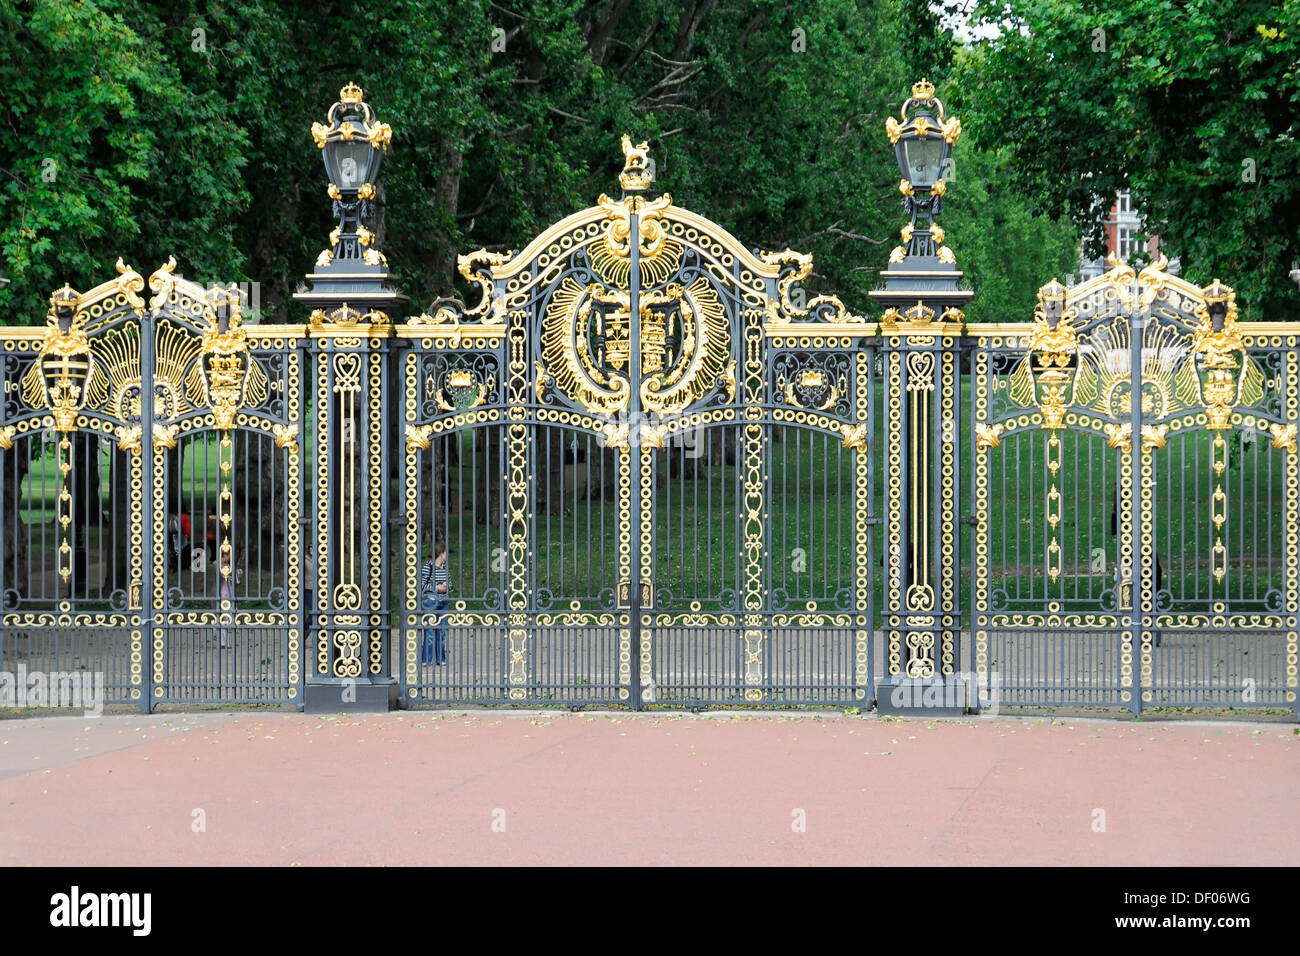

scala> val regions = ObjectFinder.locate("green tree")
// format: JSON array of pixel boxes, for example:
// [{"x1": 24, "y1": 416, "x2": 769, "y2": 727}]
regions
[
  {"x1": 955, "y1": 0, "x2": 1300, "y2": 319},
  {"x1": 0, "y1": 0, "x2": 252, "y2": 324},
  {"x1": 0, "y1": 0, "x2": 1087, "y2": 325}
]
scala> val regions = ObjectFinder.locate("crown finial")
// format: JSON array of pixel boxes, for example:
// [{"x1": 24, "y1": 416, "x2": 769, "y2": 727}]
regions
[
  {"x1": 1039, "y1": 278, "x2": 1067, "y2": 302},
  {"x1": 1203, "y1": 279, "x2": 1233, "y2": 304},
  {"x1": 50, "y1": 284, "x2": 79, "y2": 312},
  {"x1": 911, "y1": 77, "x2": 936, "y2": 100},
  {"x1": 619, "y1": 134, "x2": 652, "y2": 191},
  {"x1": 340, "y1": 82, "x2": 364, "y2": 105}
]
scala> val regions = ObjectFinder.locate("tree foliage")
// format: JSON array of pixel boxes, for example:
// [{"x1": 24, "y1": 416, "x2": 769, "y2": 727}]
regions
[
  {"x1": 1, "y1": 0, "x2": 1077, "y2": 325},
  {"x1": 955, "y1": 0, "x2": 1300, "y2": 319}
]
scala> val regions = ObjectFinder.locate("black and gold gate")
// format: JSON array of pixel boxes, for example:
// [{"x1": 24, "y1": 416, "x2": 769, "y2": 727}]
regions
[
  {"x1": 970, "y1": 257, "x2": 1300, "y2": 713},
  {"x1": 0, "y1": 261, "x2": 305, "y2": 709},
  {"x1": 6, "y1": 80, "x2": 1295, "y2": 719},
  {"x1": 398, "y1": 141, "x2": 878, "y2": 708}
]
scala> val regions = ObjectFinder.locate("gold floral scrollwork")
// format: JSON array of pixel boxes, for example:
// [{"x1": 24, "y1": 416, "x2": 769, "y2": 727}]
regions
[
  {"x1": 456, "y1": 249, "x2": 511, "y2": 321},
  {"x1": 272, "y1": 423, "x2": 299, "y2": 454},
  {"x1": 151, "y1": 423, "x2": 178, "y2": 450},
  {"x1": 720, "y1": 360, "x2": 737, "y2": 403},
  {"x1": 840, "y1": 423, "x2": 868, "y2": 452},
  {"x1": 760, "y1": 248, "x2": 853, "y2": 322},
  {"x1": 602, "y1": 421, "x2": 630, "y2": 450},
  {"x1": 975, "y1": 422, "x2": 1003, "y2": 451},
  {"x1": 405, "y1": 424, "x2": 434, "y2": 451},
  {"x1": 116, "y1": 425, "x2": 143, "y2": 454},
  {"x1": 1269, "y1": 423, "x2": 1298, "y2": 453},
  {"x1": 0, "y1": 426, "x2": 14, "y2": 451},
  {"x1": 904, "y1": 623, "x2": 935, "y2": 679},
  {"x1": 534, "y1": 362, "x2": 551, "y2": 402},
  {"x1": 1141, "y1": 424, "x2": 1168, "y2": 451},
  {"x1": 593, "y1": 191, "x2": 680, "y2": 288},
  {"x1": 641, "y1": 424, "x2": 667, "y2": 450},
  {"x1": 1105, "y1": 422, "x2": 1133, "y2": 452}
]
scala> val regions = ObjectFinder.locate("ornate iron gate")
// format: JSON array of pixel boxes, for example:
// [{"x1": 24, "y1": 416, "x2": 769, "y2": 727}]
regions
[
  {"x1": 0, "y1": 261, "x2": 305, "y2": 709},
  {"x1": 970, "y1": 257, "x2": 1300, "y2": 713},
  {"x1": 397, "y1": 142, "x2": 878, "y2": 708},
  {"x1": 3, "y1": 94, "x2": 1296, "y2": 719}
]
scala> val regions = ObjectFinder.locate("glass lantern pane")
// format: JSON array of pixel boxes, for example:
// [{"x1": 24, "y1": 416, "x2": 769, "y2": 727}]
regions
[
  {"x1": 903, "y1": 136, "x2": 945, "y2": 188},
  {"x1": 332, "y1": 141, "x2": 373, "y2": 189}
]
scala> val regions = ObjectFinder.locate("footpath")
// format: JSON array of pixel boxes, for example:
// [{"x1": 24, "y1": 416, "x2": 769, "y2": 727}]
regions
[{"x1": 0, "y1": 710, "x2": 1295, "y2": 866}]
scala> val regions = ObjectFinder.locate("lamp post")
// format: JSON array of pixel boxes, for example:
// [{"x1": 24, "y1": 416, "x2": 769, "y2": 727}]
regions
[
  {"x1": 295, "y1": 83, "x2": 406, "y2": 713},
  {"x1": 311, "y1": 82, "x2": 391, "y2": 269},
  {"x1": 885, "y1": 78, "x2": 961, "y2": 261},
  {"x1": 870, "y1": 79, "x2": 974, "y2": 716}
]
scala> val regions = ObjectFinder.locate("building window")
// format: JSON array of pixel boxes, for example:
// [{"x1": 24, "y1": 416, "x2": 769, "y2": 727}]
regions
[
  {"x1": 1116, "y1": 190, "x2": 1132, "y2": 215},
  {"x1": 1117, "y1": 225, "x2": 1139, "y2": 261}
]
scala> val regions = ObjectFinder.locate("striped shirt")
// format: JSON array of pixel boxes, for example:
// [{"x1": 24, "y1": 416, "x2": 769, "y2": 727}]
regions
[{"x1": 420, "y1": 560, "x2": 450, "y2": 598}]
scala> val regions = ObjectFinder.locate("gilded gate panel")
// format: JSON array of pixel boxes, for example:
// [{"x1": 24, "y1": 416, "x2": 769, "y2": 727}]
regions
[
  {"x1": 971, "y1": 258, "x2": 1300, "y2": 714},
  {"x1": 0, "y1": 262, "x2": 302, "y2": 709},
  {"x1": 395, "y1": 140, "x2": 878, "y2": 708}
]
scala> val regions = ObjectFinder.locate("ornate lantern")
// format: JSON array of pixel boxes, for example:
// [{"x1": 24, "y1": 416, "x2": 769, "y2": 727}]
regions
[
  {"x1": 310, "y1": 83, "x2": 392, "y2": 268},
  {"x1": 885, "y1": 79, "x2": 961, "y2": 263}
]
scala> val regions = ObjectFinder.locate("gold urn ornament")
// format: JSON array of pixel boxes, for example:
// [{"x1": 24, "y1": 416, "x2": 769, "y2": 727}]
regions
[{"x1": 23, "y1": 285, "x2": 94, "y2": 432}]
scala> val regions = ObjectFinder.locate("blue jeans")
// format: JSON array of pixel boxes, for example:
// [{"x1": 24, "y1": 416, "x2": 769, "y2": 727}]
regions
[{"x1": 421, "y1": 595, "x2": 448, "y2": 665}]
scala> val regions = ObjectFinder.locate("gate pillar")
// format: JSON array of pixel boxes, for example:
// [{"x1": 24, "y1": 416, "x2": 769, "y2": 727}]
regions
[
  {"x1": 294, "y1": 83, "x2": 407, "y2": 713},
  {"x1": 869, "y1": 80, "x2": 973, "y2": 716}
]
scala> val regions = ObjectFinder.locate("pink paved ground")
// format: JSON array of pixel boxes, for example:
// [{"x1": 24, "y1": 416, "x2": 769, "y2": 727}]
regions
[{"x1": 0, "y1": 711, "x2": 1295, "y2": 866}]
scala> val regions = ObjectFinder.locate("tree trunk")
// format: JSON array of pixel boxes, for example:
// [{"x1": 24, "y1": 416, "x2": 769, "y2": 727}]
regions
[{"x1": 425, "y1": 135, "x2": 464, "y2": 298}]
